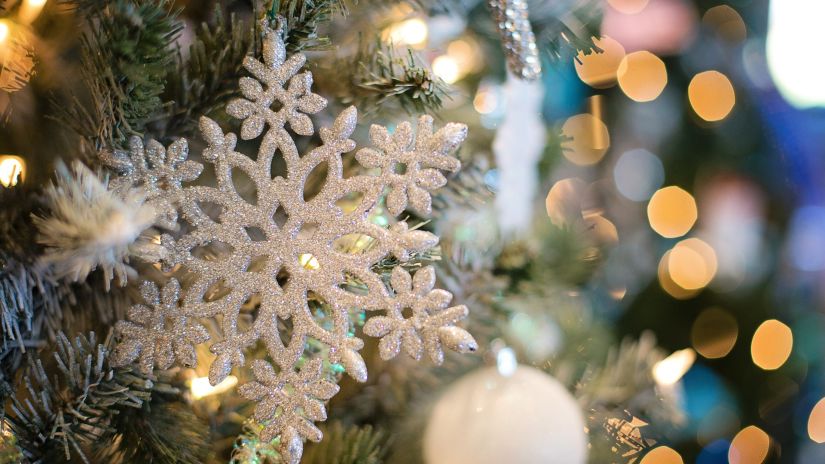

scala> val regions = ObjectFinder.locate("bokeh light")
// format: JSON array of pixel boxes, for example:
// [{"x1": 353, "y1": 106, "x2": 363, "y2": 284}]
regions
[
  {"x1": 432, "y1": 55, "x2": 460, "y2": 84},
  {"x1": 607, "y1": 0, "x2": 650, "y2": 14},
  {"x1": 383, "y1": 18, "x2": 428, "y2": 47},
  {"x1": 647, "y1": 186, "x2": 697, "y2": 238},
  {"x1": 0, "y1": 21, "x2": 8, "y2": 44},
  {"x1": 658, "y1": 250, "x2": 699, "y2": 299},
  {"x1": 692, "y1": 307, "x2": 738, "y2": 359},
  {"x1": 0, "y1": 155, "x2": 26, "y2": 187},
  {"x1": 613, "y1": 148, "x2": 664, "y2": 201},
  {"x1": 602, "y1": 0, "x2": 697, "y2": 54},
  {"x1": 19, "y1": 0, "x2": 48, "y2": 25},
  {"x1": 667, "y1": 238, "x2": 717, "y2": 290},
  {"x1": 767, "y1": 0, "x2": 825, "y2": 108},
  {"x1": 750, "y1": 320, "x2": 793, "y2": 371},
  {"x1": 640, "y1": 446, "x2": 683, "y2": 464},
  {"x1": 190, "y1": 375, "x2": 238, "y2": 399},
  {"x1": 808, "y1": 398, "x2": 825, "y2": 443},
  {"x1": 473, "y1": 85, "x2": 499, "y2": 115},
  {"x1": 653, "y1": 348, "x2": 696, "y2": 386},
  {"x1": 787, "y1": 206, "x2": 825, "y2": 271},
  {"x1": 618, "y1": 51, "x2": 668, "y2": 102},
  {"x1": 729, "y1": 425, "x2": 771, "y2": 464},
  {"x1": 688, "y1": 71, "x2": 736, "y2": 121},
  {"x1": 702, "y1": 5, "x2": 747, "y2": 43},
  {"x1": 561, "y1": 114, "x2": 610, "y2": 166},
  {"x1": 575, "y1": 36, "x2": 626, "y2": 89}
]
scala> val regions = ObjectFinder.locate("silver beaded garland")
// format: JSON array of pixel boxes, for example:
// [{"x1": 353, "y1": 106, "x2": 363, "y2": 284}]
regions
[{"x1": 488, "y1": 0, "x2": 542, "y2": 80}]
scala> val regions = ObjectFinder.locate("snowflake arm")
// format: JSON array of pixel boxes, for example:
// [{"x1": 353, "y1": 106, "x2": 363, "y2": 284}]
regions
[{"x1": 363, "y1": 266, "x2": 477, "y2": 364}]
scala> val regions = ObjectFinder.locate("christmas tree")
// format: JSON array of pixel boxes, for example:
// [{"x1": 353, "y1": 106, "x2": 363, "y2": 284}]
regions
[{"x1": 1, "y1": 0, "x2": 821, "y2": 463}]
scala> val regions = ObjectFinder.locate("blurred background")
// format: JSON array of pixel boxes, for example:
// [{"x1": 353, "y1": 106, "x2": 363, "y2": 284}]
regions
[{"x1": 2, "y1": 0, "x2": 825, "y2": 463}]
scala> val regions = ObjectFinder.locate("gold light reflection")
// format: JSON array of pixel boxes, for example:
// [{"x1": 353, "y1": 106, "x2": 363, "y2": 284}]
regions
[
  {"x1": 647, "y1": 186, "x2": 697, "y2": 238},
  {"x1": 640, "y1": 446, "x2": 684, "y2": 464},
  {"x1": 607, "y1": 0, "x2": 651, "y2": 15},
  {"x1": 190, "y1": 375, "x2": 238, "y2": 399},
  {"x1": 653, "y1": 348, "x2": 696, "y2": 386},
  {"x1": 561, "y1": 114, "x2": 610, "y2": 166},
  {"x1": 299, "y1": 253, "x2": 320, "y2": 270},
  {"x1": 703, "y1": 5, "x2": 747, "y2": 43},
  {"x1": 617, "y1": 51, "x2": 668, "y2": 102},
  {"x1": 575, "y1": 36, "x2": 626, "y2": 89},
  {"x1": 0, "y1": 155, "x2": 26, "y2": 187},
  {"x1": 751, "y1": 320, "x2": 793, "y2": 371},
  {"x1": 808, "y1": 397, "x2": 825, "y2": 443},
  {"x1": 691, "y1": 307, "x2": 738, "y2": 359},
  {"x1": 689, "y1": 71, "x2": 736, "y2": 122},
  {"x1": 729, "y1": 425, "x2": 771, "y2": 464},
  {"x1": 668, "y1": 238, "x2": 717, "y2": 290},
  {"x1": 658, "y1": 250, "x2": 699, "y2": 299},
  {"x1": 383, "y1": 18, "x2": 428, "y2": 47}
]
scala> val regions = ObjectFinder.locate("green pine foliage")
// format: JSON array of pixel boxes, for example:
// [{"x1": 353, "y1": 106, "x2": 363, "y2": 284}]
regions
[
  {"x1": 302, "y1": 422, "x2": 388, "y2": 464},
  {"x1": 4, "y1": 332, "x2": 208, "y2": 464},
  {"x1": 55, "y1": 0, "x2": 182, "y2": 153}
]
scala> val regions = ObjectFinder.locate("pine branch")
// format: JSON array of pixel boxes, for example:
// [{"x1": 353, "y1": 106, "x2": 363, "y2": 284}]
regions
[
  {"x1": 531, "y1": 0, "x2": 603, "y2": 62},
  {"x1": 4, "y1": 331, "x2": 207, "y2": 464},
  {"x1": 302, "y1": 422, "x2": 388, "y2": 464},
  {"x1": 54, "y1": 0, "x2": 182, "y2": 154},
  {"x1": 336, "y1": 37, "x2": 449, "y2": 115},
  {"x1": 272, "y1": 0, "x2": 348, "y2": 52},
  {"x1": 162, "y1": 10, "x2": 256, "y2": 138}
]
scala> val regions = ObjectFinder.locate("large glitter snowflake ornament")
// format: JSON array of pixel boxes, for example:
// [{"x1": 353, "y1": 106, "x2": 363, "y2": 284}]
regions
[{"x1": 109, "y1": 23, "x2": 476, "y2": 462}]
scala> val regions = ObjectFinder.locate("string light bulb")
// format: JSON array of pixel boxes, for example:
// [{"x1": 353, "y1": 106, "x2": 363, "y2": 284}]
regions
[
  {"x1": 0, "y1": 156, "x2": 26, "y2": 187},
  {"x1": 190, "y1": 375, "x2": 238, "y2": 399}
]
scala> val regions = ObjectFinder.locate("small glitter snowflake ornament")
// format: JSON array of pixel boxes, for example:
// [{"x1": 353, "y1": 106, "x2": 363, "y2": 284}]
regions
[{"x1": 110, "y1": 23, "x2": 476, "y2": 463}]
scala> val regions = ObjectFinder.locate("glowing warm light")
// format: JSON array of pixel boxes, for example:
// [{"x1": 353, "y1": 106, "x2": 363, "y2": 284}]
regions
[
  {"x1": 691, "y1": 307, "x2": 738, "y2": 359},
  {"x1": 613, "y1": 148, "x2": 664, "y2": 202},
  {"x1": 18, "y1": 0, "x2": 47, "y2": 24},
  {"x1": 575, "y1": 36, "x2": 626, "y2": 89},
  {"x1": 561, "y1": 114, "x2": 610, "y2": 166},
  {"x1": 432, "y1": 55, "x2": 460, "y2": 84},
  {"x1": 0, "y1": 21, "x2": 9, "y2": 44},
  {"x1": 617, "y1": 51, "x2": 667, "y2": 102},
  {"x1": 473, "y1": 87, "x2": 499, "y2": 114},
  {"x1": 190, "y1": 375, "x2": 238, "y2": 399},
  {"x1": 383, "y1": 18, "x2": 428, "y2": 47},
  {"x1": 658, "y1": 250, "x2": 699, "y2": 299},
  {"x1": 688, "y1": 71, "x2": 736, "y2": 122},
  {"x1": 607, "y1": 0, "x2": 650, "y2": 14},
  {"x1": 653, "y1": 348, "x2": 696, "y2": 386},
  {"x1": 640, "y1": 445, "x2": 684, "y2": 464},
  {"x1": 299, "y1": 253, "x2": 320, "y2": 270},
  {"x1": 703, "y1": 5, "x2": 747, "y2": 42},
  {"x1": 729, "y1": 426, "x2": 771, "y2": 464},
  {"x1": 751, "y1": 319, "x2": 793, "y2": 371},
  {"x1": 808, "y1": 398, "x2": 825, "y2": 443},
  {"x1": 647, "y1": 186, "x2": 697, "y2": 238},
  {"x1": 767, "y1": 0, "x2": 825, "y2": 108},
  {"x1": 447, "y1": 39, "x2": 481, "y2": 75},
  {"x1": 545, "y1": 177, "x2": 586, "y2": 226},
  {"x1": 0, "y1": 156, "x2": 26, "y2": 187},
  {"x1": 668, "y1": 238, "x2": 717, "y2": 290}
]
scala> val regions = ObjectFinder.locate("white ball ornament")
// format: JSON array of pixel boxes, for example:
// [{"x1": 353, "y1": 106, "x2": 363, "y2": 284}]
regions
[{"x1": 423, "y1": 364, "x2": 588, "y2": 464}]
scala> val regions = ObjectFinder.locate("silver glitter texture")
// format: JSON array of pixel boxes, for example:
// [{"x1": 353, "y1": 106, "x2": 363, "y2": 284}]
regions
[
  {"x1": 488, "y1": 0, "x2": 542, "y2": 80},
  {"x1": 109, "y1": 24, "x2": 476, "y2": 463}
]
